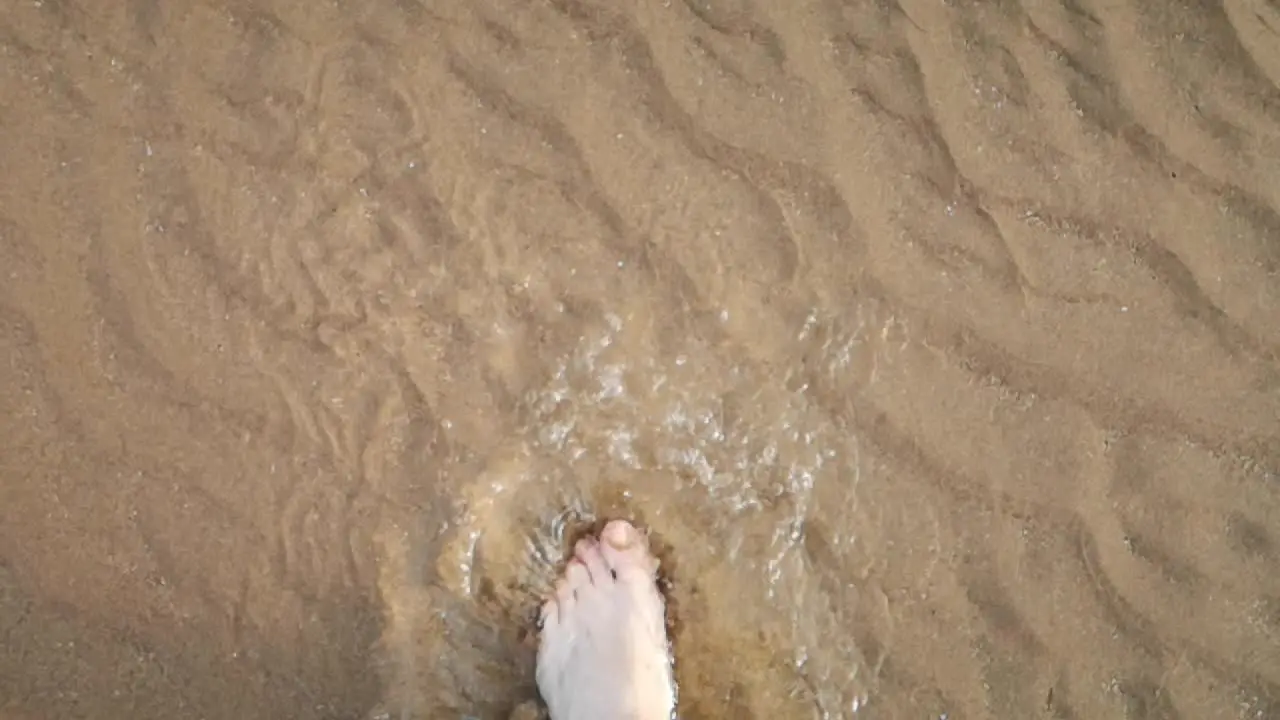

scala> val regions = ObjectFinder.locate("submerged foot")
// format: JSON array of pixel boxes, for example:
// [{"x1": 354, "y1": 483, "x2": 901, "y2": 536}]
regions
[{"x1": 537, "y1": 520, "x2": 676, "y2": 720}]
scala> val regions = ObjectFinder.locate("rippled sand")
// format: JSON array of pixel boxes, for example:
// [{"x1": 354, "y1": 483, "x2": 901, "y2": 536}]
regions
[{"x1": 2, "y1": 1, "x2": 1279, "y2": 718}]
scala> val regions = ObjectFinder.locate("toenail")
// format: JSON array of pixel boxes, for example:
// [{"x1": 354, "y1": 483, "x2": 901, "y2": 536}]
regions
[{"x1": 603, "y1": 520, "x2": 634, "y2": 549}]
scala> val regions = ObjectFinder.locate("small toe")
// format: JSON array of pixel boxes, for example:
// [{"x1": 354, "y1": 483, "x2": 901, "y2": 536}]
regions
[
  {"x1": 575, "y1": 537, "x2": 613, "y2": 584},
  {"x1": 539, "y1": 596, "x2": 558, "y2": 629},
  {"x1": 563, "y1": 558, "x2": 591, "y2": 594},
  {"x1": 543, "y1": 575, "x2": 576, "y2": 627}
]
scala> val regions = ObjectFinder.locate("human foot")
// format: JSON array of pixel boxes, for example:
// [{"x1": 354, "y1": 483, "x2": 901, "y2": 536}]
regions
[{"x1": 536, "y1": 520, "x2": 676, "y2": 720}]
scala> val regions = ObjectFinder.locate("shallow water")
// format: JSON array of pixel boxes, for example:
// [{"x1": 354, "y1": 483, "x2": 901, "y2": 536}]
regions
[{"x1": 2, "y1": 1, "x2": 1278, "y2": 719}]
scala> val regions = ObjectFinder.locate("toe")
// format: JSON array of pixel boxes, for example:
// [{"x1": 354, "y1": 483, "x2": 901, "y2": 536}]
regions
[
  {"x1": 539, "y1": 595, "x2": 558, "y2": 630},
  {"x1": 563, "y1": 558, "x2": 591, "y2": 596},
  {"x1": 599, "y1": 519, "x2": 658, "y2": 580},
  {"x1": 546, "y1": 575, "x2": 576, "y2": 625},
  {"x1": 574, "y1": 537, "x2": 613, "y2": 584}
]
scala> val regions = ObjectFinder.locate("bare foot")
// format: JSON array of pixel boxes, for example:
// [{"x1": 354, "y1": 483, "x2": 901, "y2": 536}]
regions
[{"x1": 537, "y1": 520, "x2": 676, "y2": 720}]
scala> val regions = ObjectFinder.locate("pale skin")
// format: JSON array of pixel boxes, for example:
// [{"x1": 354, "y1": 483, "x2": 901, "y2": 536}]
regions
[{"x1": 536, "y1": 520, "x2": 676, "y2": 720}]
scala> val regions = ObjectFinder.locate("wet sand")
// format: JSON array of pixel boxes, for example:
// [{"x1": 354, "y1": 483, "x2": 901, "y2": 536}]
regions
[{"x1": 2, "y1": 1, "x2": 1279, "y2": 718}]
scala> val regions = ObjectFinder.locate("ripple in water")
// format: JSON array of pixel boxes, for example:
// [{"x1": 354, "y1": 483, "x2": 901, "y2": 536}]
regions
[{"x1": 374, "y1": 304, "x2": 891, "y2": 718}]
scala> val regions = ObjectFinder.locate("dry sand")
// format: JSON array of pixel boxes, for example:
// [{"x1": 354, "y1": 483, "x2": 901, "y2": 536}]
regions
[{"x1": 2, "y1": 0, "x2": 1279, "y2": 718}]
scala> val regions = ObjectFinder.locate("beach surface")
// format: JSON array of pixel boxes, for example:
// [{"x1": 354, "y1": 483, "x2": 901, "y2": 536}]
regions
[{"x1": 1, "y1": 1, "x2": 1278, "y2": 718}]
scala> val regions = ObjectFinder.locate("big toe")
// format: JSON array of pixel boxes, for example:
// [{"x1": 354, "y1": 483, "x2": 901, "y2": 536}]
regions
[{"x1": 599, "y1": 520, "x2": 657, "y2": 580}]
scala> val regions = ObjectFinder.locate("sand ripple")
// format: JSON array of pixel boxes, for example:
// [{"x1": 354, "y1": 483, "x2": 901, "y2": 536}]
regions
[{"x1": 1, "y1": 0, "x2": 1278, "y2": 718}]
